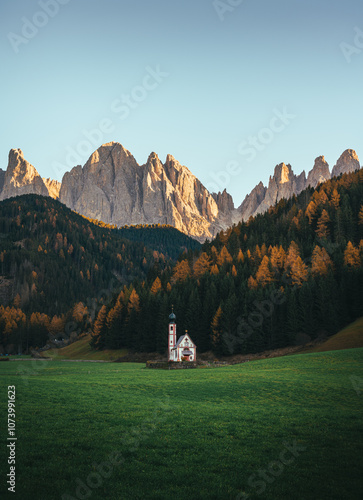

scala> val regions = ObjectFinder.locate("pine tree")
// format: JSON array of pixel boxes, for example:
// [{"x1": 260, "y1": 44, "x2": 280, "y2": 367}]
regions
[
  {"x1": 91, "y1": 305, "x2": 108, "y2": 348},
  {"x1": 316, "y1": 209, "x2": 330, "y2": 239},
  {"x1": 193, "y1": 252, "x2": 211, "y2": 278},
  {"x1": 270, "y1": 245, "x2": 285, "y2": 273},
  {"x1": 210, "y1": 264, "x2": 219, "y2": 275},
  {"x1": 171, "y1": 260, "x2": 191, "y2": 283},
  {"x1": 284, "y1": 241, "x2": 301, "y2": 271},
  {"x1": 358, "y1": 204, "x2": 363, "y2": 225},
  {"x1": 305, "y1": 200, "x2": 317, "y2": 224},
  {"x1": 330, "y1": 189, "x2": 341, "y2": 209},
  {"x1": 255, "y1": 256, "x2": 273, "y2": 287},
  {"x1": 105, "y1": 298, "x2": 124, "y2": 348},
  {"x1": 237, "y1": 249, "x2": 244, "y2": 263},
  {"x1": 311, "y1": 246, "x2": 333, "y2": 276},
  {"x1": 316, "y1": 189, "x2": 329, "y2": 206},
  {"x1": 343, "y1": 241, "x2": 360, "y2": 268},
  {"x1": 150, "y1": 277, "x2": 162, "y2": 295},
  {"x1": 253, "y1": 245, "x2": 262, "y2": 264},
  {"x1": 127, "y1": 289, "x2": 140, "y2": 313},
  {"x1": 216, "y1": 246, "x2": 233, "y2": 265},
  {"x1": 211, "y1": 306, "x2": 223, "y2": 350},
  {"x1": 247, "y1": 276, "x2": 258, "y2": 290},
  {"x1": 289, "y1": 257, "x2": 308, "y2": 287}
]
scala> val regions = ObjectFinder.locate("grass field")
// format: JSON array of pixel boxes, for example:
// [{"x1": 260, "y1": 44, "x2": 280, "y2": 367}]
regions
[
  {"x1": 1, "y1": 349, "x2": 362, "y2": 500},
  {"x1": 45, "y1": 334, "x2": 128, "y2": 361},
  {"x1": 309, "y1": 317, "x2": 363, "y2": 353}
]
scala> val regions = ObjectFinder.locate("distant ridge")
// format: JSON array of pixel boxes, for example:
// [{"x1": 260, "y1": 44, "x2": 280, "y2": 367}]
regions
[{"x1": 0, "y1": 143, "x2": 361, "y2": 241}]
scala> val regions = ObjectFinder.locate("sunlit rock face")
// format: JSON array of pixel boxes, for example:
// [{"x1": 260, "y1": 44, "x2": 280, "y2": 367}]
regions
[
  {"x1": 237, "y1": 150, "x2": 360, "y2": 221},
  {"x1": 306, "y1": 156, "x2": 330, "y2": 188},
  {"x1": 59, "y1": 142, "x2": 231, "y2": 241},
  {"x1": 0, "y1": 149, "x2": 49, "y2": 201},
  {"x1": 252, "y1": 163, "x2": 306, "y2": 216},
  {"x1": 2, "y1": 144, "x2": 360, "y2": 242},
  {"x1": 331, "y1": 149, "x2": 360, "y2": 178},
  {"x1": 42, "y1": 178, "x2": 61, "y2": 199}
]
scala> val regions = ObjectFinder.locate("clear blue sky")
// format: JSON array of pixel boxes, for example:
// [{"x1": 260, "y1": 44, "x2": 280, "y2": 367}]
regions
[{"x1": 1, "y1": 0, "x2": 362, "y2": 206}]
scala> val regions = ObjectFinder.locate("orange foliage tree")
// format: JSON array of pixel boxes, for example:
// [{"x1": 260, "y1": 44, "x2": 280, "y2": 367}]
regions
[
  {"x1": 316, "y1": 209, "x2": 330, "y2": 239},
  {"x1": 171, "y1": 260, "x2": 191, "y2": 283},
  {"x1": 193, "y1": 252, "x2": 211, "y2": 278},
  {"x1": 255, "y1": 256, "x2": 273, "y2": 287},
  {"x1": 311, "y1": 246, "x2": 333, "y2": 276},
  {"x1": 150, "y1": 277, "x2": 162, "y2": 295},
  {"x1": 344, "y1": 241, "x2": 360, "y2": 268}
]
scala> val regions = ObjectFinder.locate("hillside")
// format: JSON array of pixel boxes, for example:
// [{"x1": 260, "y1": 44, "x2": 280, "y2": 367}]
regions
[
  {"x1": 0, "y1": 194, "x2": 200, "y2": 353},
  {"x1": 92, "y1": 168, "x2": 363, "y2": 354},
  {"x1": 306, "y1": 317, "x2": 363, "y2": 353},
  {"x1": 44, "y1": 334, "x2": 128, "y2": 361}
]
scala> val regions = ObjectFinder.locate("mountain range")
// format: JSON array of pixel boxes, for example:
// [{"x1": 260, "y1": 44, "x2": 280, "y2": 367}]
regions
[{"x1": 0, "y1": 143, "x2": 360, "y2": 241}]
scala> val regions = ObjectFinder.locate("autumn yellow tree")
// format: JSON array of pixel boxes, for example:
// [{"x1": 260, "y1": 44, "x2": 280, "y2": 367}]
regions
[
  {"x1": 289, "y1": 257, "x2": 308, "y2": 286},
  {"x1": 106, "y1": 298, "x2": 123, "y2": 332},
  {"x1": 150, "y1": 277, "x2": 162, "y2": 295},
  {"x1": 330, "y1": 189, "x2": 340, "y2": 209},
  {"x1": 92, "y1": 305, "x2": 107, "y2": 347},
  {"x1": 253, "y1": 245, "x2": 262, "y2": 263},
  {"x1": 311, "y1": 246, "x2": 333, "y2": 276},
  {"x1": 247, "y1": 276, "x2": 258, "y2": 290},
  {"x1": 216, "y1": 246, "x2": 233, "y2": 265},
  {"x1": 255, "y1": 256, "x2": 273, "y2": 287},
  {"x1": 72, "y1": 302, "x2": 88, "y2": 323},
  {"x1": 270, "y1": 245, "x2": 286, "y2": 272},
  {"x1": 316, "y1": 209, "x2": 330, "y2": 239},
  {"x1": 316, "y1": 189, "x2": 329, "y2": 206},
  {"x1": 13, "y1": 294, "x2": 21, "y2": 308},
  {"x1": 127, "y1": 289, "x2": 140, "y2": 313},
  {"x1": 193, "y1": 252, "x2": 211, "y2": 278},
  {"x1": 171, "y1": 260, "x2": 191, "y2": 283},
  {"x1": 210, "y1": 264, "x2": 219, "y2": 275},
  {"x1": 211, "y1": 306, "x2": 223, "y2": 348},
  {"x1": 48, "y1": 315, "x2": 65, "y2": 339},
  {"x1": 237, "y1": 249, "x2": 244, "y2": 263},
  {"x1": 284, "y1": 241, "x2": 301, "y2": 271},
  {"x1": 305, "y1": 200, "x2": 317, "y2": 224},
  {"x1": 344, "y1": 241, "x2": 360, "y2": 268}
]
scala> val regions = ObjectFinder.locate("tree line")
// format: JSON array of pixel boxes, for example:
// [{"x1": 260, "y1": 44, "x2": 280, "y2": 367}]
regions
[
  {"x1": 91, "y1": 169, "x2": 363, "y2": 356},
  {"x1": 0, "y1": 195, "x2": 199, "y2": 353}
]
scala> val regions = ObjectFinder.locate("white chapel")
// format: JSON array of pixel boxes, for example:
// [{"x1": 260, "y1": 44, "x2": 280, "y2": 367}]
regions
[{"x1": 168, "y1": 308, "x2": 197, "y2": 362}]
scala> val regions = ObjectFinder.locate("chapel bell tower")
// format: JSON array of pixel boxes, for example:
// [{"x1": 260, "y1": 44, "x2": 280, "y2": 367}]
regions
[{"x1": 168, "y1": 306, "x2": 176, "y2": 361}]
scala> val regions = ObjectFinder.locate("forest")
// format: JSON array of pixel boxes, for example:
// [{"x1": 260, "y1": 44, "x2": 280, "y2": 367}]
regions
[
  {"x1": 0, "y1": 195, "x2": 199, "y2": 353},
  {"x1": 1, "y1": 168, "x2": 362, "y2": 355},
  {"x1": 90, "y1": 169, "x2": 363, "y2": 355}
]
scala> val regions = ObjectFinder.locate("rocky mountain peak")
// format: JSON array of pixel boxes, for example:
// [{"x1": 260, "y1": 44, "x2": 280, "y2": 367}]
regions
[
  {"x1": 273, "y1": 163, "x2": 292, "y2": 184},
  {"x1": 306, "y1": 155, "x2": 330, "y2": 188},
  {"x1": 146, "y1": 152, "x2": 164, "y2": 177},
  {"x1": 236, "y1": 181, "x2": 267, "y2": 221},
  {"x1": 212, "y1": 189, "x2": 234, "y2": 213},
  {"x1": 331, "y1": 149, "x2": 360, "y2": 178},
  {"x1": 1, "y1": 143, "x2": 361, "y2": 242},
  {"x1": 0, "y1": 169, "x2": 5, "y2": 193},
  {"x1": 0, "y1": 148, "x2": 48, "y2": 201},
  {"x1": 42, "y1": 178, "x2": 61, "y2": 199},
  {"x1": 57, "y1": 143, "x2": 229, "y2": 241}
]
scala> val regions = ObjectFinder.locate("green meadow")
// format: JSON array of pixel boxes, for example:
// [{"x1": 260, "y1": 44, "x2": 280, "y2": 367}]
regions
[{"x1": 1, "y1": 349, "x2": 362, "y2": 500}]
